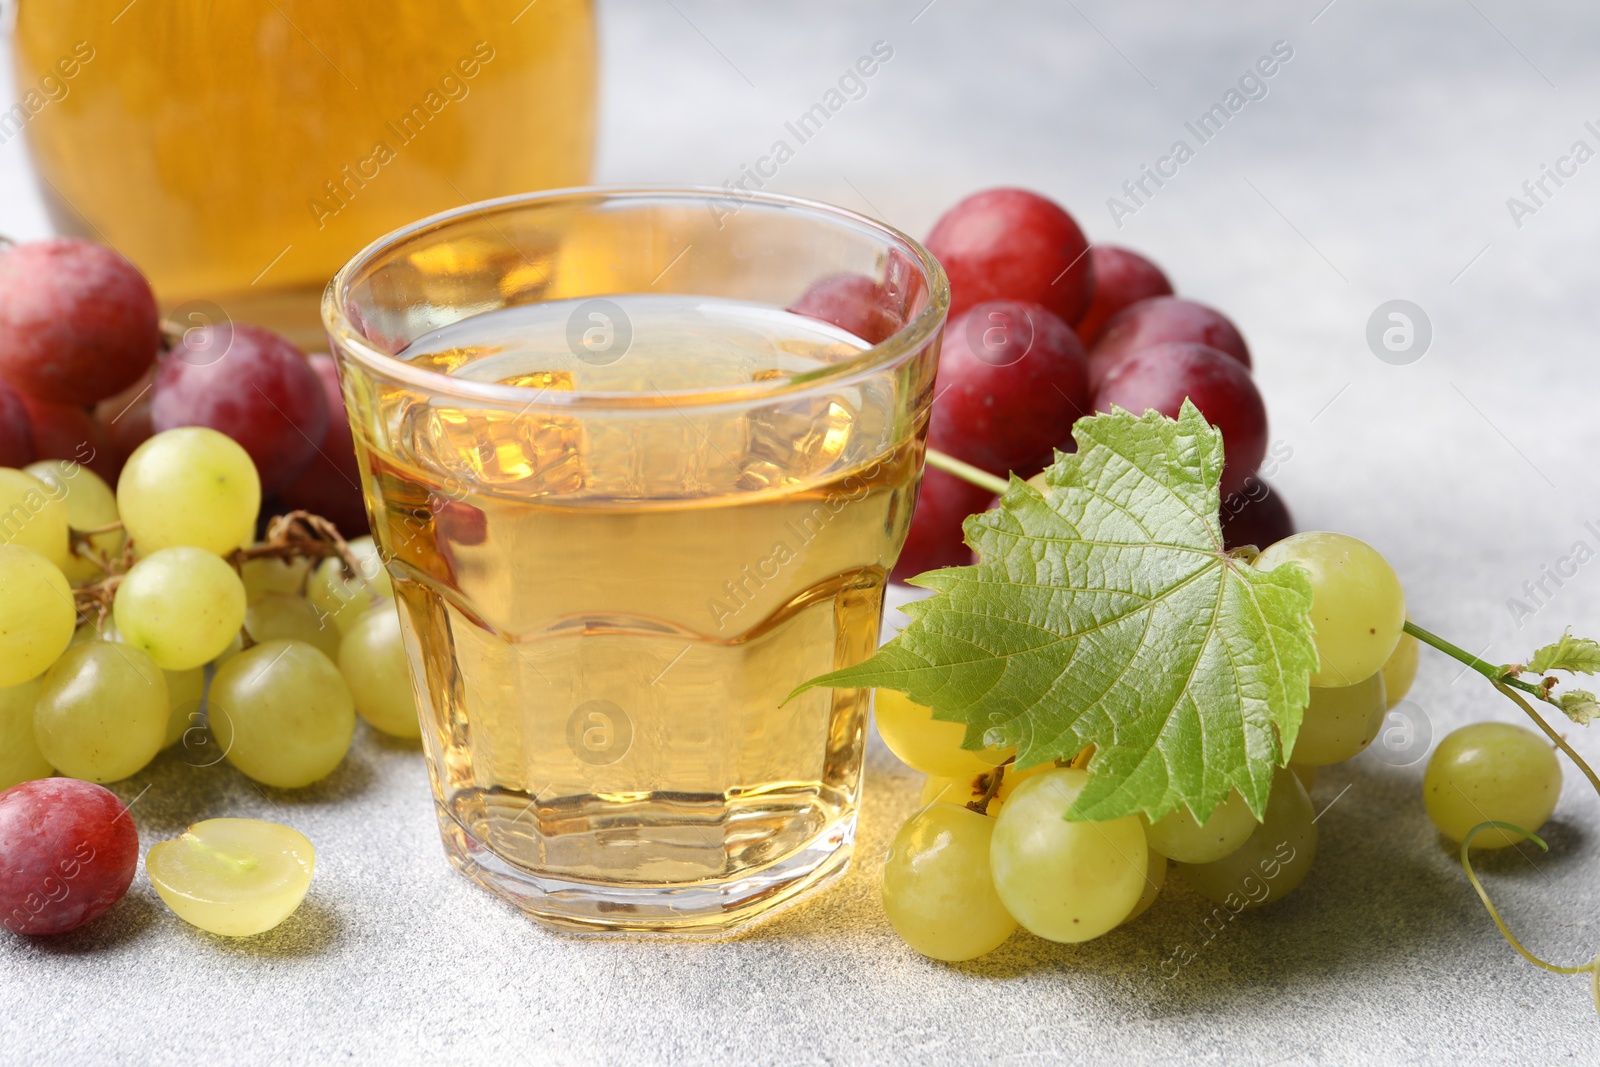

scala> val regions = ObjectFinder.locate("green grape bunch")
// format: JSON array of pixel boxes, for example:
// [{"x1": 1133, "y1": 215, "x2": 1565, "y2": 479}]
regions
[{"x1": 802, "y1": 403, "x2": 1600, "y2": 1011}]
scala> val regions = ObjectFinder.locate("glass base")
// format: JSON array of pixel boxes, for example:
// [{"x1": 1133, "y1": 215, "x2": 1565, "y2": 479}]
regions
[{"x1": 434, "y1": 802, "x2": 856, "y2": 934}]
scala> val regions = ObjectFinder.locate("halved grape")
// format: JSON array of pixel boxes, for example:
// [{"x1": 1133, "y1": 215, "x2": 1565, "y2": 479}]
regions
[
  {"x1": 874, "y1": 688, "x2": 1010, "y2": 778},
  {"x1": 1143, "y1": 789, "x2": 1258, "y2": 864},
  {"x1": 0, "y1": 545, "x2": 75, "y2": 687},
  {"x1": 1291, "y1": 672, "x2": 1386, "y2": 766},
  {"x1": 882, "y1": 803, "x2": 1016, "y2": 961},
  {"x1": 113, "y1": 547, "x2": 248, "y2": 671},
  {"x1": 0, "y1": 679, "x2": 51, "y2": 790},
  {"x1": 0, "y1": 467, "x2": 71, "y2": 569},
  {"x1": 24, "y1": 460, "x2": 123, "y2": 585},
  {"x1": 245, "y1": 594, "x2": 341, "y2": 661},
  {"x1": 990, "y1": 768, "x2": 1148, "y2": 942},
  {"x1": 1424, "y1": 722, "x2": 1561, "y2": 849},
  {"x1": 1176, "y1": 767, "x2": 1316, "y2": 910},
  {"x1": 117, "y1": 428, "x2": 260, "y2": 557},
  {"x1": 1253, "y1": 532, "x2": 1405, "y2": 687},
  {"x1": 0, "y1": 778, "x2": 139, "y2": 935},
  {"x1": 307, "y1": 536, "x2": 392, "y2": 634},
  {"x1": 145, "y1": 818, "x2": 314, "y2": 937},
  {"x1": 338, "y1": 604, "x2": 419, "y2": 738},
  {"x1": 211, "y1": 640, "x2": 356, "y2": 788},
  {"x1": 34, "y1": 641, "x2": 168, "y2": 783}
]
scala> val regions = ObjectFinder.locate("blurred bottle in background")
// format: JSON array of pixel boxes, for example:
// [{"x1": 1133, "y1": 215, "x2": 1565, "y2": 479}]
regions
[{"x1": 11, "y1": 1, "x2": 596, "y2": 348}]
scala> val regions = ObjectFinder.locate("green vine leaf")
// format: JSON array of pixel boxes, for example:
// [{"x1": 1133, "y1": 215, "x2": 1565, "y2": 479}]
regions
[
  {"x1": 796, "y1": 401, "x2": 1317, "y2": 824},
  {"x1": 1527, "y1": 629, "x2": 1600, "y2": 676},
  {"x1": 1556, "y1": 690, "x2": 1600, "y2": 726}
]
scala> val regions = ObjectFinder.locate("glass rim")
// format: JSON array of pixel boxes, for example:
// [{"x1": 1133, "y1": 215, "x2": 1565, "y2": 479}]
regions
[{"x1": 321, "y1": 185, "x2": 949, "y2": 411}]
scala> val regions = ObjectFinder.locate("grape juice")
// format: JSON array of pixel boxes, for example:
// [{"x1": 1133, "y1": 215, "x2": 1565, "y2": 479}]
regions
[
  {"x1": 12, "y1": 0, "x2": 595, "y2": 347},
  {"x1": 362, "y1": 295, "x2": 921, "y2": 929}
]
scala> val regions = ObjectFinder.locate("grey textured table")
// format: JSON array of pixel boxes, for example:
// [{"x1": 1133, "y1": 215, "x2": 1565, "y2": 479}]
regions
[{"x1": 4, "y1": 2, "x2": 1600, "y2": 1063}]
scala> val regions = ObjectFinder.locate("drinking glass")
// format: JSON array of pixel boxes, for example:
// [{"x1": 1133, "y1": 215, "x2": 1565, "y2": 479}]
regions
[{"x1": 323, "y1": 187, "x2": 947, "y2": 932}]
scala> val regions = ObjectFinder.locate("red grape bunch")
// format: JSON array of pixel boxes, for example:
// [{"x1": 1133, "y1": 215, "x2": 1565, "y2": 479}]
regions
[{"x1": 893, "y1": 187, "x2": 1291, "y2": 577}]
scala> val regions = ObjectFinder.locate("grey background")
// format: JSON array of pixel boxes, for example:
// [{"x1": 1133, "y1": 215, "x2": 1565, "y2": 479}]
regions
[{"x1": 4, "y1": 1, "x2": 1600, "y2": 1063}]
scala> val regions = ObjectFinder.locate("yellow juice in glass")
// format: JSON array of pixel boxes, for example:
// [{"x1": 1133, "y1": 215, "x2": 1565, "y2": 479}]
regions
[{"x1": 11, "y1": 0, "x2": 595, "y2": 346}]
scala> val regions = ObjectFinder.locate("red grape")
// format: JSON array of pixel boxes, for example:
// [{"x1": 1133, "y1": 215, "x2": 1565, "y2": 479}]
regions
[
  {"x1": 928, "y1": 301, "x2": 1088, "y2": 477},
  {"x1": 1088, "y1": 297, "x2": 1250, "y2": 391},
  {"x1": 280, "y1": 354, "x2": 368, "y2": 535},
  {"x1": 892, "y1": 465, "x2": 991, "y2": 582},
  {"x1": 0, "y1": 778, "x2": 138, "y2": 937},
  {"x1": 1221, "y1": 476, "x2": 1294, "y2": 552},
  {"x1": 16, "y1": 395, "x2": 118, "y2": 482},
  {"x1": 1075, "y1": 247, "x2": 1174, "y2": 346},
  {"x1": 0, "y1": 238, "x2": 160, "y2": 406},
  {"x1": 925, "y1": 188, "x2": 1094, "y2": 327},
  {"x1": 93, "y1": 366, "x2": 156, "y2": 466},
  {"x1": 788, "y1": 273, "x2": 902, "y2": 345},
  {"x1": 0, "y1": 381, "x2": 36, "y2": 468},
  {"x1": 151, "y1": 324, "x2": 330, "y2": 494},
  {"x1": 1093, "y1": 342, "x2": 1267, "y2": 497}
]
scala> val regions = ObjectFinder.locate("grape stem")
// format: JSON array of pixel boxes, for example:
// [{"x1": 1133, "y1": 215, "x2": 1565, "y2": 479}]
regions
[
  {"x1": 925, "y1": 448, "x2": 1009, "y2": 497},
  {"x1": 1406, "y1": 618, "x2": 1600, "y2": 1011}
]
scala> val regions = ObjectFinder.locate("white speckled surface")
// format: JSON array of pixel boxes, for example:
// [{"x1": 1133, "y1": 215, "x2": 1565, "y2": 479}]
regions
[{"x1": 5, "y1": 2, "x2": 1600, "y2": 1063}]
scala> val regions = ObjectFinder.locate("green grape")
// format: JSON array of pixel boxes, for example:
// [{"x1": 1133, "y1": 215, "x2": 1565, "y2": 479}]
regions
[
  {"x1": 1123, "y1": 848, "x2": 1166, "y2": 924},
  {"x1": 113, "y1": 547, "x2": 248, "y2": 671},
  {"x1": 989, "y1": 768, "x2": 1148, "y2": 943},
  {"x1": 0, "y1": 544, "x2": 76, "y2": 687},
  {"x1": 33, "y1": 641, "x2": 168, "y2": 783},
  {"x1": 1143, "y1": 788, "x2": 1258, "y2": 864},
  {"x1": 1253, "y1": 531, "x2": 1404, "y2": 687},
  {"x1": 1423, "y1": 722, "x2": 1561, "y2": 849},
  {"x1": 0, "y1": 679, "x2": 52, "y2": 789},
  {"x1": 1291, "y1": 764, "x2": 1317, "y2": 793},
  {"x1": 0, "y1": 467, "x2": 71, "y2": 569},
  {"x1": 996, "y1": 760, "x2": 1052, "y2": 803},
  {"x1": 307, "y1": 537, "x2": 393, "y2": 635},
  {"x1": 245, "y1": 594, "x2": 341, "y2": 660},
  {"x1": 117, "y1": 428, "x2": 260, "y2": 556},
  {"x1": 920, "y1": 770, "x2": 1003, "y2": 817},
  {"x1": 1176, "y1": 767, "x2": 1317, "y2": 910},
  {"x1": 874, "y1": 688, "x2": 1011, "y2": 778},
  {"x1": 24, "y1": 460, "x2": 124, "y2": 585},
  {"x1": 211, "y1": 640, "x2": 356, "y2": 788},
  {"x1": 162, "y1": 666, "x2": 206, "y2": 749},
  {"x1": 145, "y1": 818, "x2": 315, "y2": 937},
  {"x1": 68, "y1": 621, "x2": 207, "y2": 750},
  {"x1": 240, "y1": 555, "x2": 312, "y2": 603},
  {"x1": 338, "y1": 604, "x2": 420, "y2": 738},
  {"x1": 1381, "y1": 621, "x2": 1419, "y2": 710},
  {"x1": 1291, "y1": 672, "x2": 1386, "y2": 766},
  {"x1": 881, "y1": 803, "x2": 1016, "y2": 961}
]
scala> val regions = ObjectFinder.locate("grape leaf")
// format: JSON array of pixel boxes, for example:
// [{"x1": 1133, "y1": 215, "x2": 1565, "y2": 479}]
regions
[
  {"x1": 1556, "y1": 690, "x2": 1600, "y2": 726},
  {"x1": 797, "y1": 401, "x2": 1317, "y2": 823},
  {"x1": 1527, "y1": 630, "x2": 1600, "y2": 676}
]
